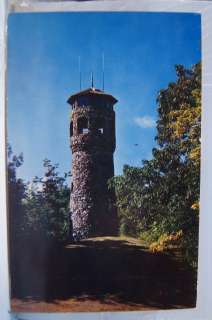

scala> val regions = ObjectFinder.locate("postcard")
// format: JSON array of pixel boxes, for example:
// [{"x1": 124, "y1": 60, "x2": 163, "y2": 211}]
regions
[{"x1": 7, "y1": 11, "x2": 201, "y2": 312}]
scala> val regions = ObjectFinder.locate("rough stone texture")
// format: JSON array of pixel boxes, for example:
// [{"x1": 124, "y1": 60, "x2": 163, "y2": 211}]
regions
[{"x1": 68, "y1": 88, "x2": 118, "y2": 240}]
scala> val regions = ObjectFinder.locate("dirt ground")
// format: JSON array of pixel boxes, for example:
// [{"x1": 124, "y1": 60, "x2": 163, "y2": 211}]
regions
[{"x1": 11, "y1": 236, "x2": 197, "y2": 312}]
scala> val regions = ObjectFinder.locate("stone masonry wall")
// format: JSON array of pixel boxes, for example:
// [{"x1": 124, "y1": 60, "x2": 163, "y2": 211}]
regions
[{"x1": 70, "y1": 101, "x2": 118, "y2": 240}]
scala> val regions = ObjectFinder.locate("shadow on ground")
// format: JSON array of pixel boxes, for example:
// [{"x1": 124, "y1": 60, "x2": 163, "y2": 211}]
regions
[{"x1": 11, "y1": 237, "x2": 197, "y2": 311}]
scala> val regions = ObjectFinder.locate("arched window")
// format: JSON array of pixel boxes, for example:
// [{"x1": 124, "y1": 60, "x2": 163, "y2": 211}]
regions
[
  {"x1": 70, "y1": 121, "x2": 73, "y2": 137},
  {"x1": 77, "y1": 117, "x2": 89, "y2": 134}
]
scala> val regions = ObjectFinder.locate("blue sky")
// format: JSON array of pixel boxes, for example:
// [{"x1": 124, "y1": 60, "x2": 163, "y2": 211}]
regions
[{"x1": 7, "y1": 12, "x2": 201, "y2": 182}]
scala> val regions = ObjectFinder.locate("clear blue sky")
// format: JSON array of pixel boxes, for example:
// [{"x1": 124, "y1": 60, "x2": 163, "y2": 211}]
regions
[{"x1": 7, "y1": 12, "x2": 201, "y2": 182}]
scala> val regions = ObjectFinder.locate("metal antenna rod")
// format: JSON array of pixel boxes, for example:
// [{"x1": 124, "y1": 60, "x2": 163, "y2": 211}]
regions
[
  {"x1": 91, "y1": 71, "x2": 94, "y2": 88},
  {"x1": 102, "y1": 52, "x2": 105, "y2": 91},
  {"x1": 78, "y1": 56, "x2": 82, "y2": 91}
]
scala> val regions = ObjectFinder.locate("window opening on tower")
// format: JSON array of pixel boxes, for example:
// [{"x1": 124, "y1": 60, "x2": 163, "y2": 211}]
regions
[
  {"x1": 96, "y1": 117, "x2": 105, "y2": 135},
  {"x1": 70, "y1": 121, "x2": 73, "y2": 136},
  {"x1": 77, "y1": 117, "x2": 89, "y2": 134}
]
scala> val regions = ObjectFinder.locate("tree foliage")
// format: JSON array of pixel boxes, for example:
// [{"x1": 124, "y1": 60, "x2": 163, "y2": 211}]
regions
[
  {"x1": 110, "y1": 62, "x2": 201, "y2": 268},
  {"x1": 8, "y1": 149, "x2": 70, "y2": 244},
  {"x1": 23, "y1": 159, "x2": 71, "y2": 241},
  {"x1": 8, "y1": 145, "x2": 26, "y2": 244}
]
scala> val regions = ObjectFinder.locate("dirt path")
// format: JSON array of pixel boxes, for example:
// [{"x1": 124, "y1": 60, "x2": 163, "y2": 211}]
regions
[{"x1": 11, "y1": 236, "x2": 196, "y2": 312}]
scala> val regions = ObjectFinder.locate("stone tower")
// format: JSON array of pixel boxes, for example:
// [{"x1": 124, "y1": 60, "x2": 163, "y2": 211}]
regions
[{"x1": 67, "y1": 86, "x2": 118, "y2": 240}]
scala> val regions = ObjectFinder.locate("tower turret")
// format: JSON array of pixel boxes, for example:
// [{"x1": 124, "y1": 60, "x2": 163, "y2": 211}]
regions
[{"x1": 67, "y1": 87, "x2": 118, "y2": 240}]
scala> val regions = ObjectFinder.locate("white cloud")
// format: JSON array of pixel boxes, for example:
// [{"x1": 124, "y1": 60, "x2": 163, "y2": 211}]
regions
[
  {"x1": 134, "y1": 116, "x2": 155, "y2": 129},
  {"x1": 27, "y1": 181, "x2": 43, "y2": 193}
]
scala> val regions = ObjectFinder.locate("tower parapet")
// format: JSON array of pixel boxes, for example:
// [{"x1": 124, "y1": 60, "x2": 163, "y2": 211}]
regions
[{"x1": 67, "y1": 87, "x2": 118, "y2": 239}]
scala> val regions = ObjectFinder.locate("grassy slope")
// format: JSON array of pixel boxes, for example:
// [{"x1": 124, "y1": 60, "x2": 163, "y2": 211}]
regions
[{"x1": 11, "y1": 236, "x2": 196, "y2": 312}]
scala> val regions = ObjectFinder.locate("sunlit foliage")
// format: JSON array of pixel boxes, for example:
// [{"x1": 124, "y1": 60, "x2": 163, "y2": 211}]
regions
[{"x1": 110, "y1": 62, "x2": 201, "y2": 268}]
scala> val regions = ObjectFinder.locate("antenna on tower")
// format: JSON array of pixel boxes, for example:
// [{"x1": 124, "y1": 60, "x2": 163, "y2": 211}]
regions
[
  {"x1": 102, "y1": 52, "x2": 105, "y2": 91},
  {"x1": 91, "y1": 71, "x2": 94, "y2": 88},
  {"x1": 78, "y1": 56, "x2": 82, "y2": 91}
]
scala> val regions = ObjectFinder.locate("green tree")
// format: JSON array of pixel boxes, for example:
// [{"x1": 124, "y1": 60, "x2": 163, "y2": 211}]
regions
[
  {"x1": 7, "y1": 145, "x2": 26, "y2": 244},
  {"x1": 8, "y1": 145, "x2": 27, "y2": 296},
  {"x1": 24, "y1": 159, "x2": 70, "y2": 241},
  {"x1": 110, "y1": 62, "x2": 201, "y2": 268}
]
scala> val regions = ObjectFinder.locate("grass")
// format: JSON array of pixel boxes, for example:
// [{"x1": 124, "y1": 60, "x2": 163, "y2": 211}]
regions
[{"x1": 11, "y1": 236, "x2": 197, "y2": 312}]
